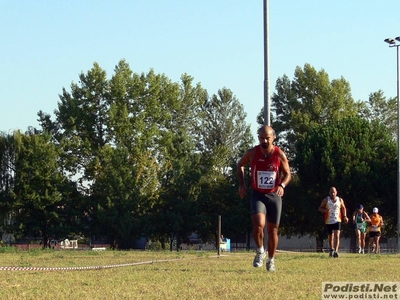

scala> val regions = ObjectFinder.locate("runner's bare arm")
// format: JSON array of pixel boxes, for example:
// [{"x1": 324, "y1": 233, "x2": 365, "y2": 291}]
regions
[
  {"x1": 318, "y1": 198, "x2": 328, "y2": 213},
  {"x1": 340, "y1": 199, "x2": 349, "y2": 223},
  {"x1": 278, "y1": 149, "x2": 291, "y2": 187},
  {"x1": 237, "y1": 148, "x2": 255, "y2": 199}
]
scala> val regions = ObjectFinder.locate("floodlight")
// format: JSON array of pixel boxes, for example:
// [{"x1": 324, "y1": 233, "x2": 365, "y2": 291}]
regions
[
  {"x1": 384, "y1": 38, "x2": 396, "y2": 45},
  {"x1": 384, "y1": 34, "x2": 400, "y2": 253}
]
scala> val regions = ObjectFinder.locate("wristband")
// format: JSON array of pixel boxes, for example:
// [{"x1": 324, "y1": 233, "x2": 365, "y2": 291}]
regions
[{"x1": 279, "y1": 183, "x2": 285, "y2": 189}]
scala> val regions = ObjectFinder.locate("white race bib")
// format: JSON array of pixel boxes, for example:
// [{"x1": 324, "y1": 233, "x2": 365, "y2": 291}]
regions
[
  {"x1": 257, "y1": 170, "x2": 276, "y2": 189},
  {"x1": 330, "y1": 210, "x2": 339, "y2": 220},
  {"x1": 370, "y1": 225, "x2": 379, "y2": 232}
]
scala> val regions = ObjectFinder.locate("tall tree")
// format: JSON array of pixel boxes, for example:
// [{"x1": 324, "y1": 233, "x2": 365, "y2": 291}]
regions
[
  {"x1": 11, "y1": 131, "x2": 67, "y2": 246},
  {"x1": 146, "y1": 74, "x2": 206, "y2": 250},
  {"x1": 35, "y1": 60, "x2": 255, "y2": 249},
  {"x1": 199, "y1": 87, "x2": 253, "y2": 176},
  {"x1": 38, "y1": 61, "x2": 164, "y2": 248},
  {"x1": 358, "y1": 90, "x2": 397, "y2": 138},
  {"x1": 269, "y1": 63, "x2": 360, "y2": 159},
  {"x1": 90, "y1": 145, "x2": 159, "y2": 249},
  {"x1": 0, "y1": 132, "x2": 16, "y2": 233},
  {"x1": 38, "y1": 61, "x2": 110, "y2": 188},
  {"x1": 290, "y1": 116, "x2": 396, "y2": 247},
  {"x1": 195, "y1": 87, "x2": 253, "y2": 245}
]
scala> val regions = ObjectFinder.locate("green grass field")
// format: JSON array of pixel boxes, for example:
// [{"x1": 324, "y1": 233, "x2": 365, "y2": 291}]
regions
[{"x1": 0, "y1": 248, "x2": 398, "y2": 299}]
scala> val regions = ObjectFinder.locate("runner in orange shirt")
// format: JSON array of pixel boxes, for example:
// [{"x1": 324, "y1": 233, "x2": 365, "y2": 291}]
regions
[{"x1": 368, "y1": 207, "x2": 384, "y2": 254}]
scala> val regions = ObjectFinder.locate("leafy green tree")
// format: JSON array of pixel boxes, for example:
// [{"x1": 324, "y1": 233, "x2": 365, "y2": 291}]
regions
[
  {"x1": 199, "y1": 88, "x2": 253, "y2": 176},
  {"x1": 152, "y1": 154, "x2": 202, "y2": 251},
  {"x1": 11, "y1": 131, "x2": 67, "y2": 246},
  {"x1": 38, "y1": 62, "x2": 110, "y2": 188},
  {"x1": 39, "y1": 61, "x2": 164, "y2": 248},
  {"x1": 255, "y1": 64, "x2": 399, "y2": 250},
  {"x1": 35, "y1": 59, "x2": 254, "y2": 250},
  {"x1": 195, "y1": 88, "x2": 253, "y2": 247},
  {"x1": 358, "y1": 90, "x2": 397, "y2": 138},
  {"x1": 268, "y1": 63, "x2": 360, "y2": 159},
  {"x1": 96, "y1": 62, "x2": 165, "y2": 249},
  {"x1": 146, "y1": 83, "x2": 253, "y2": 250},
  {"x1": 197, "y1": 172, "x2": 252, "y2": 250},
  {"x1": 291, "y1": 116, "x2": 396, "y2": 248},
  {"x1": 144, "y1": 74, "x2": 206, "y2": 250},
  {"x1": 0, "y1": 132, "x2": 16, "y2": 233},
  {"x1": 90, "y1": 146, "x2": 159, "y2": 249}
]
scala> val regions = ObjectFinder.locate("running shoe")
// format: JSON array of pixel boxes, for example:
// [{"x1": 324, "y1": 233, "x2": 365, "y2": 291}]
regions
[
  {"x1": 267, "y1": 260, "x2": 276, "y2": 272},
  {"x1": 253, "y1": 251, "x2": 266, "y2": 268},
  {"x1": 333, "y1": 251, "x2": 339, "y2": 258}
]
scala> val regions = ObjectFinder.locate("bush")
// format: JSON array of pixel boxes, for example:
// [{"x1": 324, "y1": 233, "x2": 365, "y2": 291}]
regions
[
  {"x1": 0, "y1": 245, "x2": 19, "y2": 253},
  {"x1": 146, "y1": 240, "x2": 162, "y2": 251}
]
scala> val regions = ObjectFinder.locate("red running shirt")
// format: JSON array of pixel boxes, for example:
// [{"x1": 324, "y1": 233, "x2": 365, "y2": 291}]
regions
[{"x1": 251, "y1": 145, "x2": 281, "y2": 193}]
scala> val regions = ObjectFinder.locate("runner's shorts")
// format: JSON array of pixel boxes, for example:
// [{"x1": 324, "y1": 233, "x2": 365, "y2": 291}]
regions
[
  {"x1": 251, "y1": 190, "x2": 282, "y2": 225},
  {"x1": 369, "y1": 231, "x2": 381, "y2": 238},
  {"x1": 326, "y1": 222, "x2": 341, "y2": 235}
]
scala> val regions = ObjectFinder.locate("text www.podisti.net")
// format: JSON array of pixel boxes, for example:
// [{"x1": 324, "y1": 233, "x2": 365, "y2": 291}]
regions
[{"x1": 322, "y1": 282, "x2": 399, "y2": 299}]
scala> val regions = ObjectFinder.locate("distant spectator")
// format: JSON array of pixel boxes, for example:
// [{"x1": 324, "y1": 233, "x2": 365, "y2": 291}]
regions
[{"x1": 220, "y1": 235, "x2": 226, "y2": 244}]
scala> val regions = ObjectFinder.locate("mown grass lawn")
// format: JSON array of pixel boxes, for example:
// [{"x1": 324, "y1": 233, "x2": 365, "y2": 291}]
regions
[{"x1": 0, "y1": 248, "x2": 398, "y2": 299}]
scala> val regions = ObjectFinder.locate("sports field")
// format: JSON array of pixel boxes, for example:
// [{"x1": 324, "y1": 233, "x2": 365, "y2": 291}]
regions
[{"x1": 0, "y1": 249, "x2": 398, "y2": 299}]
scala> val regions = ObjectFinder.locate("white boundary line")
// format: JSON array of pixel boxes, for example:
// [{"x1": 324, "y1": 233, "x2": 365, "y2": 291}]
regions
[
  {"x1": 0, "y1": 258, "x2": 186, "y2": 272},
  {"x1": 4, "y1": 250, "x2": 387, "y2": 272}
]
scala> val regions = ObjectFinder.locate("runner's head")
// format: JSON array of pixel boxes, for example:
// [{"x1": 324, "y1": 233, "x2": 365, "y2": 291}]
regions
[
  {"x1": 257, "y1": 126, "x2": 276, "y2": 149},
  {"x1": 329, "y1": 187, "x2": 337, "y2": 199}
]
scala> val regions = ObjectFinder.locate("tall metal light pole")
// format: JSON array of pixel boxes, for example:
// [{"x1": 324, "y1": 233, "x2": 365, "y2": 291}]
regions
[
  {"x1": 384, "y1": 36, "x2": 400, "y2": 252},
  {"x1": 263, "y1": 0, "x2": 270, "y2": 126}
]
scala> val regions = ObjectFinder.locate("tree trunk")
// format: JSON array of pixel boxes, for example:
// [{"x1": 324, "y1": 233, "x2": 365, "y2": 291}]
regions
[
  {"x1": 176, "y1": 235, "x2": 181, "y2": 252},
  {"x1": 246, "y1": 231, "x2": 251, "y2": 250},
  {"x1": 42, "y1": 234, "x2": 49, "y2": 249},
  {"x1": 350, "y1": 230, "x2": 357, "y2": 253},
  {"x1": 161, "y1": 239, "x2": 166, "y2": 250},
  {"x1": 316, "y1": 231, "x2": 325, "y2": 252}
]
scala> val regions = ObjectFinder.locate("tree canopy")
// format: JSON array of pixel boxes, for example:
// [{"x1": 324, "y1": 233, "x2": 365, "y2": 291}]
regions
[
  {"x1": 35, "y1": 60, "x2": 253, "y2": 249},
  {"x1": 0, "y1": 61, "x2": 397, "y2": 251},
  {"x1": 264, "y1": 63, "x2": 398, "y2": 246},
  {"x1": 267, "y1": 63, "x2": 360, "y2": 159},
  {"x1": 284, "y1": 116, "x2": 397, "y2": 244}
]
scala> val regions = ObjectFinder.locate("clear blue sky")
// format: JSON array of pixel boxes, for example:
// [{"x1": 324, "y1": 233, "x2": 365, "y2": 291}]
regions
[{"x1": 1, "y1": 1, "x2": 399, "y2": 136}]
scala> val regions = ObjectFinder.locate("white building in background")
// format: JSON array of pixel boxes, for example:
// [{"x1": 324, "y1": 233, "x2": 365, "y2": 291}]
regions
[
  {"x1": 276, "y1": 235, "x2": 350, "y2": 252},
  {"x1": 185, "y1": 234, "x2": 396, "y2": 253},
  {"x1": 253, "y1": 235, "x2": 395, "y2": 253}
]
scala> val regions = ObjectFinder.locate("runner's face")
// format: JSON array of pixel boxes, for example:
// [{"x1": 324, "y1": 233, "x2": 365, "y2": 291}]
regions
[
  {"x1": 258, "y1": 133, "x2": 274, "y2": 149},
  {"x1": 329, "y1": 189, "x2": 337, "y2": 199}
]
